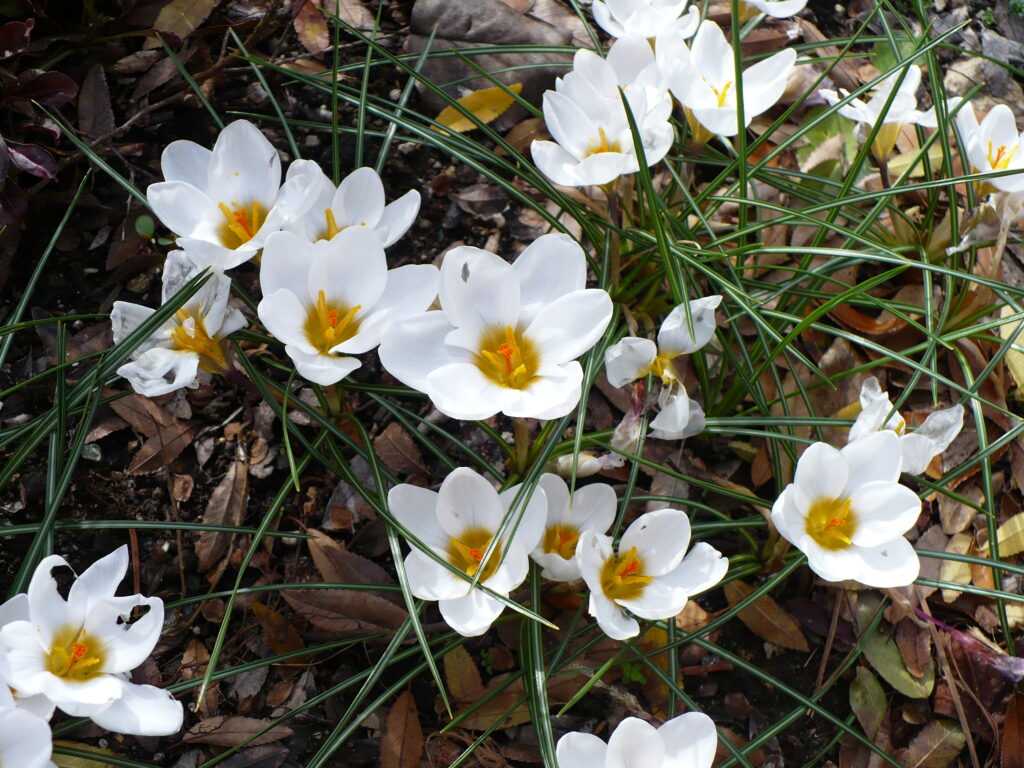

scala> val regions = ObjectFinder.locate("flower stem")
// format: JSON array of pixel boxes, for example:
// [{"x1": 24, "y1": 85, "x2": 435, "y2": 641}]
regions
[
  {"x1": 513, "y1": 417, "x2": 531, "y2": 475},
  {"x1": 325, "y1": 384, "x2": 343, "y2": 418}
]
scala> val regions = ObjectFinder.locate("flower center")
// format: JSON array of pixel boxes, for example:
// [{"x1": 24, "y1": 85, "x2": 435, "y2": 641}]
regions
[
  {"x1": 709, "y1": 80, "x2": 733, "y2": 108},
  {"x1": 170, "y1": 309, "x2": 227, "y2": 372},
  {"x1": 316, "y1": 210, "x2": 369, "y2": 242},
  {"x1": 477, "y1": 326, "x2": 538, "y2": 390},
  {"x1": 303, "y1": 290, "x2": 361, "y2": 355},
  {"x1": 987, "y1": 142, "x2": 1018, "y2": 171},
  {"x1": 542, "y1": 524, "x2": 581, "y2": 560},
  {"x1": 448, "y1": 526, "x2": 502, "y2": 582},
  {"x1": 584, "y1": 127, "x2": 623, "y2": 157},
  {"x1": 600, "y1": 545, "x2": 652, "y2": 601},
  {"x1": 217, "y1": 200, "x2": 265, "y2": 249},
  {"x1": 647, "y1": 353, "x2": 679, "y2": 385},
  {"x1": 804, "y1": 496, "x2": 857, "y2": 551},
  {"x1": 46, "y1": 626, "x2": 105, "y2": 682}
]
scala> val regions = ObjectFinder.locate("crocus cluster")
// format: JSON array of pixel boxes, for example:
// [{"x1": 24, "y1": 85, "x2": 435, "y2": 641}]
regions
[
  {"x1": 391, "y1": 469, "x2": 727, "y2": 638},
  {"x1": 0, "y1": 547, "x2": 183, "y2": 767}
]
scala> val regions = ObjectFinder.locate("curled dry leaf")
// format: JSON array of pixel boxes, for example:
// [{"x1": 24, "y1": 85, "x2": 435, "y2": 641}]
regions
[
  {"x1": 723, "y1": 580, "x2": 809, "y2": 652},
  {"x1": 183, "y1": 716, "x2": 294, "y2": 747},
  {"x1": 196, "y1": 446, "x2": 250, "y2": 572},
  {"x1": 307, "y1": 528, "x2": 397, "y2": 591},
  {"x1": 282, "y1": 588, "x2": 407, "y2": 635},
  {"x1": 381, "y1": 691, "x2": 424, "y2": 768}
]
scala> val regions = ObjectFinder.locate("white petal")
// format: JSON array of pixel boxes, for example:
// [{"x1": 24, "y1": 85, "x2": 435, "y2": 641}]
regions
[
  {"x1": 438, "y1": 590, "x2": 505, "y2": 637},
  {"x1": 512, "y1": 233, "x2": 587, "y2": 327},
  {"x1": 286, "y1": 345, "x2": 361, "y2": 386},
  {"x1": 525, "y1": 289, "x2": 613, "y2": 364},
  {"x1": 376, "y1": 190, "x2": 421, "y2": 247},
  {"x1": 848, "y1": 482, "x2": 921, "y2": 546},
  {"x1": 0, "y1": 593, "x2": 29, "y2": 627},
  {"x1": 387, "y1": 484, "x2": 447, "y2": 552},
  {"x1": 69, "y1": 545, "x2": 128, "y2": 608},
  {"x1": 117, "y1": 347, "x2": 199, "y2": 397},
  {"x1": 746, "y1": 0, "x2": 808, "y2": 16},
  {"x1": 438, "y1": 246, "x2": 519, "y2": 336},
  {"x1": 308, "y1": 225, "x2": 388, "y2": 310},
  {"x1": 436, "y1": 467, "x2": 503, "y2": 537},
  {"x1": 378, "y1": 311, "x2": 461, "y2": 392},
  {"x1": 403, "y1": 551, "x2": 468, "y2": 600},
  {"x1": 570, "y1": 151, "x2": 639, "y2": 186},
  {"x1": 655, "y1": 541, "x2": 728, "y2": 596},
  {"x1": 498, "y1": 484, "x2": 549, "y2": 554},
  {"x1": 568, "y1": 482, "x2": 617, "y2": 534},
  {"x1": 852, "y1": 537, "x2": 920, "y2": 588},
  {"x1": 658, "y1": 711, "x2": 718, "y2": 768},
  {"x1": 85, "y1": 596, "x2": 163, "y2": 674},
  {"x1": 770, "y1": 485, "x2": 802, "y2": 543},
  {"x1": 531, "y1": 550, "x2": 582, "y2": 582},
  {"x1": 159, "y1": 139, "x2": 212, "y2": 190},
  {"x1": 502, "y1": 361, "x2": 585, "y2": 421},
  {"x1": 794, "y1": 442, "x2": 849, "y2": 502},
  {"x1": 615, "y1": 578, "x2": 688, "y2": 621},
  {"x1": 0, "y1": 622, "x2": 48, "y2": 695},
  {"x1": 206, "y1": 120, "x2": 280, "y2": 209},
  {"x1": 0, "y1": 707, "x2": 53, "y2": 768},
  {"x1": 741, "y1": 48, "x2": 797, "y2": 120},
  {"x1": 174, "y1": 237, "x2": 253, "y2": 271},
  {"x1": 656, "y1": 295, "x2": 722, "y2": 355},
  {"x1": 619, "y1": 508, "x2": 691, "y2": 577},
  {"x1": 689, "y1": 21, "x2": 733, "y2": 89},
  {"x1": 607, "y1": 718, "x2": 665, "y2": 768},
  {"x1": 371, "y1": 264, "x2": 440, "y2": 323},
  {"x1": 605, "y1": 337, "x2": 657, "y2": 387},
  {"x1": 589, "y1": 591, "x2": 639, "y2": 640},
  {"x1": 556, "y1": 732, "x2": 608, "y2": 768},
  {"x1": 531, "y1": 139, "x2": 590, "y2": 187},
  {"x1": 146, "y1": 180, "x2": 219, "y2": 241},
  {"x1": 37, "y1": 672, "x2": 125, "y2": 716},
  {"x1": 426, "y1": 362, "x2": 509, "y2": 420},
  {"x1": 899, "y1": 404, "x2": 963, "y2": 474},
  {"x1": 110, "y1": 301, "x2": 156, "y2": 347},
  {"x1": 577, "y1": 528, "x2": 613, "y2": 594},
  {"x1": 89, "y1": 681, "x2": 183, "y2": 736},
  {"x1": 258, "y1": 289, "x2": 316, "y2": 352},
  {"x1": 840, "y1": 430, "x2": 902, "y2": 491},
  {"x1": 28, "y1": 554, "x2": 80, "y2": 646},
  {"x1": 537, "y1": 473, "x2": 570, "y2": 525},
  {"x1": 483, "y1": 542, "x2": 531, "y2": 594},
  {"x1": 799, "y1": 536, "x2": 863, "y2": 583},
  {"x1": 260, "y1": 231, "x2": 317, "y2": 298},
  {"x1": 650, "y1": 385, "x2": 700, "y2": 440},
  {"x1": 331, "y1": 167, "x2": 386, "y2": 229}
]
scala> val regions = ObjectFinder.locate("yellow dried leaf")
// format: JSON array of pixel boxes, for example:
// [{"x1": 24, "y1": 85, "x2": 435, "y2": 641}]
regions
[
  {"x1": 435, "y1": 83, "x2": 523, "y2": 133},
  {"x1": 939, "y1": 533, "x2": 972, "y2": 603},
  {"x1": 999, "y1": 304, "x2": 1024, "y2": 392},
  {"x1": 996, "y1": 511, "x2": 1024, "y2": 557}
]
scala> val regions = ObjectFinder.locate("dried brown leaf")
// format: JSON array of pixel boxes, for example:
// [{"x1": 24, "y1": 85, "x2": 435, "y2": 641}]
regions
[
  {"x1": 110, "y1": 393, "x2": 175, "y2": 436},
  {"x1": 78, "y1": 64, "x2": 114, "y2": 139},
  {"x1": 127, "y1": 420, "x2": 200, "y2": 474},
  {"x1": 250, "y1": 602, "x2": 305, "y2": 656},
  {"x1": 373, "y1": 422, "x2": 428, "y2": 476},
  {"x1": 183, "y1": 716, "x2": 293, "y2": 747},
  {"x1": 894, "y1": 620, "x2": 932, "y2": 679},
  {"x1": 293, "y1": 0, "x2": 329, "y2": 55},
  {"x1": 381, "y1": 691, "x2": 424, "y2": 768},
  {"x1": 897, "y1": 719, "x2": 965, "y2": 768},
  {"x1": 147, "y1": 0, "x2": 218, "y2": 48},
  {"x1": 307, "y1": 529, "x2": 396, "y2": 591},
  {"x1": 444, "y1": 645, "x2": 484, "y2": 704},
  {"x1": 196, "y1": 451, "x2": 249, "y2": 571},
  {"x1": 282, "y1": 588, "x2": 406, "y2": 635},
  {"x1": 723, "y1": 580, "x2": 809, "y2": 652}
]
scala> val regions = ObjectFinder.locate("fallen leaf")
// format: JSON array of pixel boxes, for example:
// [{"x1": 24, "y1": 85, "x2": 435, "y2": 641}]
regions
[
  {"x1": 127, "y1": 420, "x2": 200, "y2": 474},
  {"x1": 373, "y1": 422, "x2": 428, "y2": 476},
  {"x1": 444, "y1": 645, "x2": 484, "y2": 704},
  {"x1": 435, "y1": 83, "x2": 523, "y2": 133},
  {"x1": 219, "y1": 745, "x2": 288, "y2": 768},
  {"x1": 894, "y1": 620, "x2": 932, "y2": 680},
  {"x1": 147, "y1": 0, "x2": 218, "y2": 49},
  {"x1": 307, "y1": 529, "x2": 396, "y2": 592},
  {"x1": 381, "y1": 690, "x2": 424, "y2": 768},
  {"x1": 293, "y1": 0, "x2": 329, "y2": 55},
  {"x1": 863, "y1": 627, "x2": 935, "y2": 699},
  {"x1": 78, "y1": 64, "x2": 115, "y2": 140},
  {"x1": 251, "y1": 602, "x2": 305, "y2": 656},
  {"x1": 183, "y1": 716, "x2": 293, "y2": 747},
  {"x1": 849, "y1": 667, "x2": 887, "y2": 740},
  {"x1": 938, "y1": 533, "x2": 972, "y2": 603},
  {"x1": 999, "y1": 304, "x2": 1024, "y2": 391},
  {"x1": 282, "y1": 588, "x2": 406, "y2": 635},
  {"x1": 110, "y1": 393, "x2": 176, "y2": 436},
  {"x1": 995, "y1": 512, "x2": 1024, "y2": 557},
  {"x1": 196, "y1": 449, "x2": 249, "y2": 572},
  {"x1": 723, "y1": 580, "x2": 809, "y2": 652},
  {"x1": 1002, "y1": 692, "x2": 1024, "y2": 768},
  {"x1": 897, "y1": 719, "x2": 965, "y2": 768}
]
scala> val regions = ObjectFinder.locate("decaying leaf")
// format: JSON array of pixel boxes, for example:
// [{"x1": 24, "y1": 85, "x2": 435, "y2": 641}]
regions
[
  {"x1": 307, "y1": 529, "x2": 396, "y2": 592},
  {"x1": 723, "y1": 580, "x2": 809, "y2": 652},
  {"x1": 251, "y1": 602, "x2": 305, "y2": 656},
  {"x1": 282, "y1": 588, "x2": 407, "y2": 635},
  {"x1": 444, "y1": 645, "x2": 484, "y2": 704},
  {"x1": 435, "y1": 83, "x2": 523, "y2": 133},
  {"x1": 373, "y1": 421, "x2": 428, "y2": 476},
  {"x1": 183, "y1": 716, "x2": 293, "y2": 747},
  {"x1": 897, "y1": 719, "x2": 966, "y2": 768},
  {"x1": 196, "y1": 448, "x2": 250, "y2": 572},
  {"x1": 938, "y1": 533, "x2": 972, "y2": 603},
  {"x1": 381, "y1": 690, "x2": 424, "y2": 768},
  {"x1": 894, "y1": 620, "x2": 932, "y2": 680},
  {"x1": 999, "y1": 304, "x2": 1024, "y2": 392},
  {"x1": 849, "y1": 666, "x2": 887, "y2": 740},
  {"x1": 146, "y1": 0, "x2": 218, "y2": 49},
  {"x1": 293, "y1": 0, "x2": 330, "y2": 54},
  {"x1": 863, "y1": 627, "x2": 935, "y2": 699},
  {"x1": 994, "y1": 512, "x2": 1024, "y2": 557}
]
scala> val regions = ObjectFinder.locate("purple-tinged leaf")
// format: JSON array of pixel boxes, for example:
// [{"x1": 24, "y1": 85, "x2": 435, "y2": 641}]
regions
[
  {"x1": 6, "y1": 70, "x2": 78, "y2": 107},
  {"x1": 7, "y1": 141, "x2": 55, "y2": 179},
  {"x1": 0, "y1": 19, "x2": 33, "y2": 61}
]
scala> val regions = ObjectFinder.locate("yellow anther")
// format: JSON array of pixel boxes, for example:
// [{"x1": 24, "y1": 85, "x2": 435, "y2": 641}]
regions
[
  {"x1": 713, "y1": 81, "x2": 733, "y2": 109},
  {"x1": 478, "y1": 326, "x2": 537, "y2": 389},
  {"x1": 448, "y1": 527, "x2": 501, "y2": 582},
  {"x1": 217, "y1": 200, "x2": 264, "y2": 249},
  {"x1": 305, "y1": 290, "x2": 361, "y2": 354},
  {"x1": 805, "y1": 496, "x2": 857, "y2": 551},
  {"x1": 987, "y1": 142, "x2": 1019, "y2": 171},
  {"x1": 600, "y1": 545, "x2": 652, "y2": 601},
  {"x1": 324, "y1": 208, "x2": 341, "y2": 240},
  {"x1": 543, "y1": 524, "x2": 581, "y2": 560},
  {"x1": 47, "y1": 627, "x2": 105, "y2": 681},
  {"x1": 170, "y1": 309, "x2": 227, "y2": 372}
]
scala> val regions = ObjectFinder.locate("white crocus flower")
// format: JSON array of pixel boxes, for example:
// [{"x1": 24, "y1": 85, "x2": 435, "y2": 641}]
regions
[
  {"x1": 954, "y1": 102, "x2": 1024, "y2": 194},
  {"x1": 0, "y1": 547, "x2": 184, "y2": 736},
  {"x1": 742, "y1": 0, "x2": 808, "y2": 18},
  {"x1": 557, "y1": 712, "x2": 717, "y2": 768},
  {"x1": 531, "y1": 36, "x2": 674, "y2": 187},
  {"x1": 530, "y1": 473, "x2": 617, "y2": 582},
  {"x1": 283, "y1": 163, "x2": 420, "y2": 247},
  {"x1": 147, "y1": 120, "x2": 320, "y2": 270},
  {"x1": 771, "y1": 432, "x2": 922, "y2": 588},
  {"x1": 0, "y1": 594, "x2": 55, "y2": 721},
  {"x1": 389, "y1": 467, "x2": 547, "y2": 637},
  {"x1": 849, "y1": 377, "x2": 964, "y2": 475},
  {"x1": 578, "y1": 509, "x2": 728, "y2": 640},
  {"x1": 0, "y1": 685, "x2": 54, "y2": 768},
  {"x1": 605, "y1": 295, "x2": 720, "y2": 440},
  {"x1": 819, "y1": 65, "x2": 926, "y2": 162},
  {"x1": 657, "y1": 21, "x2": 796, "y2": 141},
  {"x1": 257, "y1": 229, "x2": 438, "y2": 386},
  {"x1": 378, "y1": 234, "x2": 613, "y2": 421},
  {"x1": 592, "y1": 0, "x2": 700, "y2": 40},
  {"x1": 111, "y1": 250, "x2": 246, "y2": 397}
]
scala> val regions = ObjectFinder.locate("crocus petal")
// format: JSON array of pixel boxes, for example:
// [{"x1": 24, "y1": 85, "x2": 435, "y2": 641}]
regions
[
  {"x1": 538, "y1": 473, "x2": 571, "y2": 525},
  {"x1": 483, "y1": 542, "x2": 531, "y2": 594},
  {"x1": 607, "y1": 718, "x2": 665, "y2": 768},
  {"x1": 793, "y1": 442, "x2": 849, "y2": 503},
  {"x1": 28, "y1": 554, "x2": 81, "y2": 646},
  {"x1": 531, "y1": 139, "x2": 591, "y2": 187},
  {"x1": 308, "y1": 226, "x2": 388, "y2": 311},
  {"x1": 438, "y1": 246, "x2": 519, "y2": 335},
  {"x1": 331, "y1": 167, "x2": 386, "y2": 229},
  {"x1": 258, "y1": 289, "x2": 317, "y2": 353},
  {"x1": 569, "y1": 482, "x2": 618, "y2": 533},
  {"x1": 403, "y1": 551, "x2": 468, "y2": 600},
  {"x1": 556, "y1": 732, "x2": 609, "y2": 768},
  {"x1": 798, "y1": 536, "x2": 864, "y2": 584},
  {"x1": 110, "y1": 302, "x2": 156, "y2": 346},
  {"x1": 146, "y1": 180, "x2": 219, "y2": 241},
  {"x1": 745, "y1": 0, "x2": 808, "y2": 16},
  {"x1": 650, "y1": 385, "x2": 706, "y2": 440},
  {"x1": 840, "y1": 430, "x2": 903, "y2": 491},
  {"x1": 656, "y1": 295, "x2": 722, "y2": 355},
  {"x1": 286, "y1": 344, "x2": 361, "y2": 386},
  {"x1": 512, "y1": 233, "x2": 587, "y2": 326},
  {"x1": 616, "y1": 577, "x2": 688, "y2": 620},
  {"x1": 0, "y1": 707, "x2": 53, "y2": 768},
  {"x1": 848, "y1": 482, "x2": 921, "y2": 546},
  {"x1": 438, "y1": 590, "x2": 505, "y2": 637},
  {"x1": 689, "y1": 21, "x2": 733, "y2": 92},
  {"x1": 436, "y1": 467, "x2": 504, "y2": 537},
  {"x1": 532, "y1": 550, "x2": 582, "y2": 581},
  {"x1": 89, "y1": 681, "x2": 184, "y2": 736},
  {"x1": 159, "y1": 139, "x2": 212, "y2": 190},
  {"x1": 388, "y1": 484, "x2": 448, "y2": 552},
  {"x1": 0, "y1": 622, "x2": 49, "y2": 695},
  {"x1": 117, "y1": 347, "x2": 200, "y2": 397},
  {"x1": 68, "y1": 545, "x2": 128, "y2": 608},
  {"x1": 659, "y1": 711, "x2": 718, "y2": 768},
  {"x1": 526, "y1": 289, "x2": 613, "y2": 364},
  {"x1": 0, "y1": 593, "x2": 28, "y2": 626},
  {"x1": 504, "y1": 361, "x2": 585, "y2": 420},
  {"x1": 741, "y1": 48, "x2": 797, "y2": 120},
  {"x1": 498, "y1": 484, "x2": 549, "y2": 553},
  {"x1": 36, "y1": 672, "x2": 125, "y2": 716},
  {"x1": 261, "y1": 231, "x2": 319, "y2": 298},
  {"x1": 206, "y1": 120, "x2": 280, "y2": 209},
  {"x1": 605, "y1": 337, "x2": 657, "y2": 387},
  {"x1": 377, "y1": 190, "x2": 421, "y2": 247},
  {"x1": 378, "y1": 311, "x2": 464, "y2": 393},
  {"x1": 174, "y1": 237, "x2": 254, "y2": 271},
  {"x1": 770, "y1": 486, "x2": 802, "y2": 542},
  {"x1": 655, "y1": 541, "x2": 729, "y2": 597},
  {"x1": 899, "y1": 404, "x2": 963, "y2": 474},
  {"x1": 85, "y1": 596, "x2": 163, "y2": 674},
  {"x1": 370, "y1": 264, "x2": 440, "y2": 324},
  {"x1": 853, "y1": 537, "x2": 920, "y2": 588},
  {"x1": 618, "y1": 508, "x2": 691, "y2": 577},
  {"x1": 589, "y1": 590, "x2": 640, "y2": 640},
  {"x1": 426, "y1": 363, "x2": 508, "y2": 421}
]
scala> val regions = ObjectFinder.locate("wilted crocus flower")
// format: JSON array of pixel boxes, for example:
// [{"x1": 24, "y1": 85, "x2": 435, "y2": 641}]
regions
[
  {"x1": 656, "y1": 21, "x2": 796, "y2": 141},
  {"x1": 378, "y1": 234, "x2": 613, "y2": 420},
  {"x1": 954, "y1": 102, "x2": 1024, "y2": 194},
  {"x1": 0, "y1": 685, "x2": 54, "y2": 768},
  {"x1": 283, "y1": 163, "x2": 420, "y2": 247},
  {"x1": 578, "y1": 508, "x2": 728, "y2": 640},
  {"x1": 147, "y1": 120, "x2": 320, "y2": 270},
  {"x1": 389, "y1": 467, "x2": 547, "y2": 636},
  {"x1": 530, "y1": 473, "x2": 617, "y2": 582},
  {"x1": 257, "y1": 229, "x2": 438, "y2": 386},
  {"x1": 819, "y1": 64, "x2": 927, "y2": 162},
  {"x1": 591, "y1": 0, "x2": 700, "y2": 40},
  {"x1": 604, "y1": 296, "x2": 720, "y2": 439},
  {"x1": 771, "y1": 432, "x2": 922, "y2": 588},
  {"x1": 0, "y1": 546, "x2": 184, "y2": 736},
  {"x1": 557, "y1": 711, "x2": 718, "y2": 768},
  {"x1": 849, "y1": 377, "x2": 963, "y2": 475},
  {"x1": 742, "y1": 0, "x2": 808, "y2": 18},
  {"x1": 531, "y1": 36, "x2": 674, "y2": 187},
  {"x1": 111, "y1": 250, "x2": 245, "y2": 396}
]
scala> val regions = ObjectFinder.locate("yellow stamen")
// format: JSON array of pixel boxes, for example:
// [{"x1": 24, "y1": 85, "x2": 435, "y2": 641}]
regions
[
  {"x1": 646, "y1": 353, "x2": 679, "y2": 385},
  {"x1": 804, "y1": 496, "x2": 857, "y2": 551},
  {"x1": 600, "y1": 545, "x2": 652, "y2": 601},
  {"x1": 217, "y1": 200, "x2": 265, "y2": 249},
  {"x1": 477, "y1": 325, "x2": 537, "y2": 390},
  {"x1": 324, "y1": 208, "x2": 341, "y2": 240},
  {"x1": 303, "y1": 289, "x2": 361, "y2": 354},
  {"x1": 542, "y1": 524, "x2": 581, "y2": 560},
  {"x1": 46, "y1": 626, "x2": 105, "y2": 681},
  {"x1": 448, "y1": 527, "x2": 502, "y2": 582},
  {"x1": 712, "y1": 81, "x2": 733, "y2": 109},
  {"x1": 987, "y1": 141, "x2": 1019, "y2": 171},
  {"x1": 170, "y1": 308, "x2": 228, "y2": 372},
  {"x1": 585, "y1": 127, "x2": 623, "y2": 157}
]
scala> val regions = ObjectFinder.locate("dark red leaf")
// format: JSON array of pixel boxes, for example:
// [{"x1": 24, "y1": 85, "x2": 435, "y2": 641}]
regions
[
  {"x1": 7, "y1": 70, "x2": 78, "y2": 107},
  {"x1": 0, "y1": 19, "x2": 33, "y2": 61},
  {"x1": 6, "y1": 141, "x2": 55, "y2": 179}
]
